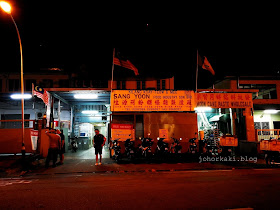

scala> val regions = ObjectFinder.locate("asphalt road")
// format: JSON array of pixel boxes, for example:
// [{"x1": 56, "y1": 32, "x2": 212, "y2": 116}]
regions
[{"x1": 0, "y1": 168, "x2": 279, "y2": 210}]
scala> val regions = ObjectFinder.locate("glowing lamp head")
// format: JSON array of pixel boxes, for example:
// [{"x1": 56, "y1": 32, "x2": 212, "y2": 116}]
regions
[
  {"x1": 264, "y1": 109, "x2": 279, "y2": 114},
  {"x1": 74, "y1": 94, "x2": 98, "y2": 99},
  {"x1": 0, "y1": 1, "x2": 12, "y2": 14},
  {"x1": 10, "y1": 93, "x2": 32, "y2": 100},
  {"x1": 81, "y1": 110, "x2": 98, "y2": 115},
  {"x1": 194, "y1": 106, "x2": 212, "y2": 112}
]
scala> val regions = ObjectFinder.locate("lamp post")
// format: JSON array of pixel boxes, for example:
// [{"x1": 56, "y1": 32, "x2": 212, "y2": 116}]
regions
[{"x1": 0, "y1": 1, "x2": 25, "y2": 157}]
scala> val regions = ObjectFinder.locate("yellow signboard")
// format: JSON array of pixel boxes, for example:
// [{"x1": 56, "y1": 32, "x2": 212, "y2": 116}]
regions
[
  {"x1": 196, "y1": 93, "x2": 253, "y2": 108},
  {"x1": 111, "y1": 90, "x2": 195, "y2": 112},
  {"x1": 159, "y1": 129, "x2": 169, "y2": 139}
]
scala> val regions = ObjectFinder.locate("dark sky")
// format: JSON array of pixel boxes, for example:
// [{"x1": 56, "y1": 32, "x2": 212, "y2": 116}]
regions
[{"x1": 1, "y1": 1, "x2": 280, "y2": 90}]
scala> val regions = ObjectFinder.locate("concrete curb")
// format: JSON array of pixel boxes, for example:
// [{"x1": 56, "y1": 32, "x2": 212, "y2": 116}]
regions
[{"x1": 26, "y1": 165, "x2": 280, "y2": 177}]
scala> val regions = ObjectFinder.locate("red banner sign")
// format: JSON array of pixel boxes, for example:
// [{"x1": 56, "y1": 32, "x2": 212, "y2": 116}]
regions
[
  {"x1": 196, "y1": 93, "x2": 253, "y2": 108},
  {"x1": 111, "y1": 124, "x2": 133, "y2": 129}
]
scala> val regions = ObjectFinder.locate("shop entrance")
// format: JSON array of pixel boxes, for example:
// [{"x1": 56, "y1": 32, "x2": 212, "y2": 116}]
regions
[
  {"x1": 196, "y1": 107, "x2": 248, "y2": 140},
  {"x1": 196, "y1": 108, "x2": 234, "y2": 142},
  {"x1": 76, "y1": 122, "x2": 108, "y2": 150},
  {"x1": 49, "y1": 90, "x2": 111, "y2": 156}
]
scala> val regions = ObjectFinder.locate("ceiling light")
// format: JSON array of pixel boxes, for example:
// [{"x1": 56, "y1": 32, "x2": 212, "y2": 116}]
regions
[
  {"x1": 81, "y1": 110, "x2": 98, "y2": 114},
  {"x1": 74, "y1": 94, "x2": 98, "y2": 99},
  {"x1": 10, "y1": 93, "x2": 32, "y2": 100},
  {"x1": 264, "y1": 109, "x2": 279, "y2": 114},
  {"x1": 194, "y1": 107, "x2": 212, "y2": 112}
]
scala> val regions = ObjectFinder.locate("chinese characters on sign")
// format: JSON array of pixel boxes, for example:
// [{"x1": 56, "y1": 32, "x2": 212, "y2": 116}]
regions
[
  {"x1": 111, "y1": 124, "x2": 134, "y2": 141},
  {"x1": 111, "y1": 91, "x2": 253, "y2": 112},
  {"x1": 111, "y1": 90, "x2": 195, "y2": 112},
  {"x1": 196, "y1": 93, "x2": 253, "y2": 108}
]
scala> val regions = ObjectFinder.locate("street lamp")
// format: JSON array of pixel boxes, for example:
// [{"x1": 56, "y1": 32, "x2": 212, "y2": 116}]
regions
[{"x1": 0, "y1": 1, "x2": 26, "y2": 157}]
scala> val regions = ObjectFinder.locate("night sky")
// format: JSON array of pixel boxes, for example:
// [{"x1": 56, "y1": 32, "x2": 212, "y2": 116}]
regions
[{"x1": 1, "y1": 1, "x2": 280, "y2": 90}]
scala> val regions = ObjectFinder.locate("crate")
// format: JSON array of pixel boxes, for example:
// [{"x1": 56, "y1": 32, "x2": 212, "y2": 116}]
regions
[
  {"x1": 260, "y1": 140, "x2": 270, "y2": 151},
  {"x1": 219, "y1": 136, "x2": 238, "y2": 147},
  {"x1": 260, "y1": 140, "x2": 280, "y2": 151}
]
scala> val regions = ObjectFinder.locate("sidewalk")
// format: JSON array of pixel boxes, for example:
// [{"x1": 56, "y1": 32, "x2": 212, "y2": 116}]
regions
[{"x1": 0, "y1": 147, "x2": 273, "y2": 178}]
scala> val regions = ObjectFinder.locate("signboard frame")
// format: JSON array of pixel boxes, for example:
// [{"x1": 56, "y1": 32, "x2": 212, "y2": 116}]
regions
[
  {"x1": 196, "y1": 93, "x2": 253, "y2": 109},
  {"x1": 111, "y1": 90, "x2": 195, "y2": 112},
  {"x1": 111, "y1": 123, "x2": 134, "y2": 142}
]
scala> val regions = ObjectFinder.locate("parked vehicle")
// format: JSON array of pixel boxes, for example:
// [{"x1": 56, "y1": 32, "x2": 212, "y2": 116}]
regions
[
  {"x1": 265, "y1": 151, "x2": 280, "y2": 166},
  {"x1": 111, "y1": 139, "x2": 122, "y2": 161},
  {"x1": 140, "y1": 134, "x2": 154, "y2": 158},
  {"x1": 188, "y1": 138, "x2": 197, "y2": 155},
  {"x1": 220, "y1": 146, "x2": 234, "y2": 156},
  {"x1": 171, "y1": 137, "x2": 182, "y2": 154},
  {"x1": 205, "y1": 142, "x2": 220, "y2": 157},
  {"x1": 219, "y1": 135, "x2": 238, "y2": 157},
  {"x1": 70, "y1": 136, "x2": 78, "y2": 152},
  {"x1": 260, "y1": 139, "x2": 280, "y2": 166},
  {"x1": 156, "y1": 137, "x2": 169, "y2": 158},
  {"x1": 124, "y1": 138, "x2": 135, "y2": 160}
]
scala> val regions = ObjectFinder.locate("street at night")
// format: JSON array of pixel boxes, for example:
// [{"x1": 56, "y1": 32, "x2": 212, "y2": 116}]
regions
[
  {"x1": 0, "y1": 149, "x2": 279, "y2": 209},
  {"x1": 1, "y1": 1, "x2": 280, "y2": 210},
  {"x1": 1, "y1": 166, "x2": 280, "y2": 209}
]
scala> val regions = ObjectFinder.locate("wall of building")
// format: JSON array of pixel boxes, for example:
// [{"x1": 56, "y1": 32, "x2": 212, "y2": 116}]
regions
[
  {"x1": 109, "y1": 77, "x2": 175, "y2": 90},
  {"x1": 143, "y1": 112, "x2": 198, "y2": 140},
  {"x1": 0, "y1": 108, "x2": 37, "y2": 127},
  {"x1": 239, "y1": 79, "x2": 280, "y2": 105},
  {"x1": 214, "y1": 78, "x2": 280, "y2": 106},
  {"x1": 0, "y1": 109, "x2": 70, "y2": 122},
  {"x1": 254, "y1": 110, "x2": 280, "y2": 129},
  {"x1": 0, "y1": 73, "x2": 69, "y2": 93},
  {"x1": 0, "y1": 128, "x2": 33, "y2": 154},
  {"x1": 143, "y1": 112, "x2": 198, "y2": 153}
]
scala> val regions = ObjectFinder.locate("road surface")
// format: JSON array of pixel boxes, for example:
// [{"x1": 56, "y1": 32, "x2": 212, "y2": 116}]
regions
[{"x1": 0, "y1": 168, "x2": 279, "y2": 209}]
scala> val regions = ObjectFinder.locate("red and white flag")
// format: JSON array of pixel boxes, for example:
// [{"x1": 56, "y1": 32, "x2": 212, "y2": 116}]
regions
[
  {"x1": 33, "y1": 85, "x2": 50, "y2": 106},
  {"x1": 113, "y1": 57, "x2": 139, "y2": 76}
]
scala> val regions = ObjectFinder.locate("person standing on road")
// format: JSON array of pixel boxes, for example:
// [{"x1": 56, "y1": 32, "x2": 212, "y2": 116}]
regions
[
  {"x1": 45, "y1": 129, "x2": 61, "y2": 168},
  {"x1": 93, "y1": 129, "x2": 106, "y2": 166}
]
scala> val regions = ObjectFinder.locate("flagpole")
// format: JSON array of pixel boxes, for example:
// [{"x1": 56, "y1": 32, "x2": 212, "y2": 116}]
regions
[
  {"x1": 111, "y1": 48, "x2": 115, "y2": 91},
  {"x1": 31, "y1": 83, "x2": 35, "y2": 109},
  {"x1": 196, "y1": 49, "x2": 198, "y2": 93},
  {"x1": 212, "y1": 74, "x2": 215, "y2": 92}
]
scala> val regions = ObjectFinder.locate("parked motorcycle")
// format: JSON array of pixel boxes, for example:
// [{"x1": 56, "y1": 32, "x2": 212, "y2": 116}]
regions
[
  {"x1": 204, "y1": 138, "x2": 220, "y2": 157},
  {"x1": 111, "y1": 138, "x2": 121, "y2": 161},
  {"x1": 156, "y1": 137, "x2": 170, "y2": 158},
  {"x1": 70, "y1": 136, "x2": 78, "y2": 152},
  {"x1": 220, "y1": 146, "x2": 234, "y2": 157},
  {"x1": 124, "y1": 138, "x2": 135, "y2": 160},
  {"x1": 188, "y1": 138, "x2": 197, "y2": 155},
  {"x1": 170, "y1": 137, "x2": 183, "y2": 160},
  {"x1": 140, "y1": 134, "x2": 154, "y2": 158},
  {"x1": 171, "y1": 137, "x2": 182, "y2": 154}
]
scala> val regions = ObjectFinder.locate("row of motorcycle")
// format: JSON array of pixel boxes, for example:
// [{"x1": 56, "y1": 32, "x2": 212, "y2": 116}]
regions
[{"x1": 110, "y1": 134, "x2": 227, "y2": 161}]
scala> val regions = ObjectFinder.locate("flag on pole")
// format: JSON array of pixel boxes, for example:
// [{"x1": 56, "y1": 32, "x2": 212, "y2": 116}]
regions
[
  {"x1": 198, "y1": 54, "x2": 215, "y2": 75},
  {"x1": 33, "y1": 86, "x2": 50, "y2": 106},
  {"x1": 113, "y1": 57, "x2": 139, "y2": 76}
]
